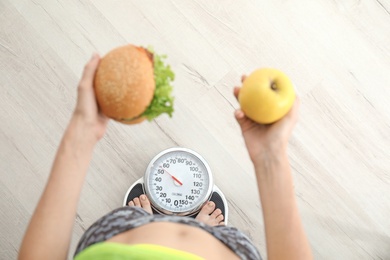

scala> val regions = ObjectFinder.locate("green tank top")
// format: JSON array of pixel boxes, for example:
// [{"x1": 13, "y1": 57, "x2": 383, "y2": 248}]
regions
[{"x1": 74, "y1": 242, "x2": 204, "y2": 260}]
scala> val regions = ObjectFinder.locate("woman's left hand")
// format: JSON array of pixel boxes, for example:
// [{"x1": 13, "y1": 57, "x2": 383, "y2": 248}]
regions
[{"x1": 72, "y1": 53, "x2": 109, "y2": 141}]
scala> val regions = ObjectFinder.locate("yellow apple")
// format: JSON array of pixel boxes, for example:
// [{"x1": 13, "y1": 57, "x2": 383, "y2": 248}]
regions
[{"x1": 238, "y1": 68, "x2": 295, "y2": 124}]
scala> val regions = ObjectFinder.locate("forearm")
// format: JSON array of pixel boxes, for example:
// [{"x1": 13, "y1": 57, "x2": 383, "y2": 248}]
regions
[
  {"x1": 19, "y1": 117, "x2": 96, "y2": 260},
  {"x1": 254, "y1": 149, "x2": 312, "y2": 260}
]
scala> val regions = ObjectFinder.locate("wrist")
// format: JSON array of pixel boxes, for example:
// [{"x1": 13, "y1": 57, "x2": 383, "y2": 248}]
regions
[
  {"x1": 252, "y1": 147, "x2": 288, "y2": 171},
  {"x1": 65, "y1": 116, "x2": 98, "y2": 149}
]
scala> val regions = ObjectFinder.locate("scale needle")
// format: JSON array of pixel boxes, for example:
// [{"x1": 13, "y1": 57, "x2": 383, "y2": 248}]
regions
[{"x1": 160, "y1": 167, "x2": 183, "y2": 186}]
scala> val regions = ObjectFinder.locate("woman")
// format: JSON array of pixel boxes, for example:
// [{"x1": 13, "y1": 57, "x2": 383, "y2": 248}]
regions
[{"x1": 19, "y1": 54, "x2": 313, "y2": 259}]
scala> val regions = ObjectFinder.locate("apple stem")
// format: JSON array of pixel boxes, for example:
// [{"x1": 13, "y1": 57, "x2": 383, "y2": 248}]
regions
[{"x1": 271, "y1": 81, "x2": 278, "y2": 91}]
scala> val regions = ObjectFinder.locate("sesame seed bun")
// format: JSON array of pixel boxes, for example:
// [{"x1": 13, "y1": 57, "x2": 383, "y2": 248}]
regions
[{"x1": 94, "y1": 44, "x2": 155, "y2": 124}]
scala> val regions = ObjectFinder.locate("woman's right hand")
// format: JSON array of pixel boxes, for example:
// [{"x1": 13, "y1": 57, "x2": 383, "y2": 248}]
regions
[
  {"x1": 72, "y1": 54, "x2": 109, "y2": 143},
  {"x1": 234, "y1": 75, "x2": 300, "y2": 166}
]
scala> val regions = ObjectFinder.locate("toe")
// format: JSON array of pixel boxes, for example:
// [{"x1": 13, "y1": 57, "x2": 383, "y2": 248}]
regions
[
  {"x1": 128, "y1": 201, "x2": 135, "y2": 206},
  {"x1": 140, "y1": 195, "x2": 150, "y2": 208},
  {"x1": 134, "y1": 197, "x2": 141, "y2": 207},
  {"x1": 140, "y1": 194, "x2": 149, "y2": 205},
  {"x1": 211, "y1": 208, "x2": 222, "y2": 218},
  {"x1": 140, "y1": 194, "x2": 153, "y2": 215},
  {"x1": 199, "y1": 201, "x2": 216, "y2": 215},
  {"x1": 219, "y1": 221, "x2": 226, "y2": 226},
  {"x1": 216, "y1": 214, "x2": 224, "y2": 223}
]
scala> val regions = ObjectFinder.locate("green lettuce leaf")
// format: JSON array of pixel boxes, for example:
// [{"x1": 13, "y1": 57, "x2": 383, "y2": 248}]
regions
[{"x1": 142, "y1": 48, "x2": 175, "y2": 121}]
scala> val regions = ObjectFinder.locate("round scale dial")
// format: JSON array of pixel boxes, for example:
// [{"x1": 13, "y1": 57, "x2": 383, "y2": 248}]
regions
[{"x1": 144, "y1": 148, "x2": 213, "y2": 215}]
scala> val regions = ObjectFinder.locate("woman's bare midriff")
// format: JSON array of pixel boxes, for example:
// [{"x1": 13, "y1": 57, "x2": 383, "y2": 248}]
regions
[{"x1": 106, "y1": 221, "x2": 240, "y2": 259}]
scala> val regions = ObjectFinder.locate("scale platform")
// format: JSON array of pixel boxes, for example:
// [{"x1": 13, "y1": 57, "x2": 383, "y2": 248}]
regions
[{"x1": 123, "y1": 178, "x2": 229, "y2": 224}]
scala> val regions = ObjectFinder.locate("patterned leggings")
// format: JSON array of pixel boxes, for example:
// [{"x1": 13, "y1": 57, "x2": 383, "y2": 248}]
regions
[{"x1": 74, "y1": 207, "x2": 261, "y2": 259}]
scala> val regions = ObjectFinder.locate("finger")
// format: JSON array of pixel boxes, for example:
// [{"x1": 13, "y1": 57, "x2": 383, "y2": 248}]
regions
[
  {"x1": 273, "y1": 96, "x2": 300, "y2": 135},
  {"x1": 241, "y1": 75, "x2": 247, "y2": 83},
  {"x1": 79, "y1": 53, "x2": 100, "y2": 90},
  {"x1": 234, "y1": 109, "x2": 247, "y2": 126},
  {"x1": 233, "y1": 86, "x2": 240, "y2": 101},
  {"x1": 284, "y1": 96, "x2": 300, "y2": 123}
]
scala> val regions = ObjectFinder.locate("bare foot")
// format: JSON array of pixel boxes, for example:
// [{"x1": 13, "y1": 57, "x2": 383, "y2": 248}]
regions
[
  {"x1": 128, "y1": 194, "x2": 153, "y2": 215},
  {"x1": 195, "y1": 201, "x2": 225, "y2": 226}
]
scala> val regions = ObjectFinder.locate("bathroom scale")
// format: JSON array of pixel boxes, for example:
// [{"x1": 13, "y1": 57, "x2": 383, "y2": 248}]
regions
[{"x1": 123, "y1": 147, "x2": 229, "y2": 223}]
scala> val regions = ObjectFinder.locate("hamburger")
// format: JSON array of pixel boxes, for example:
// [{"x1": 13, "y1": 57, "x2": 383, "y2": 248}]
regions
[{"x1": 94, "y1": 44, "x2": 174, "y2": 124}]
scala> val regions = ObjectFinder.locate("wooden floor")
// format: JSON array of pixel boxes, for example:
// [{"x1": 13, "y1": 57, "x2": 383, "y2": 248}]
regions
[{"x1": 1, "y1": 0, "x2": 390, "y2": 259}]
